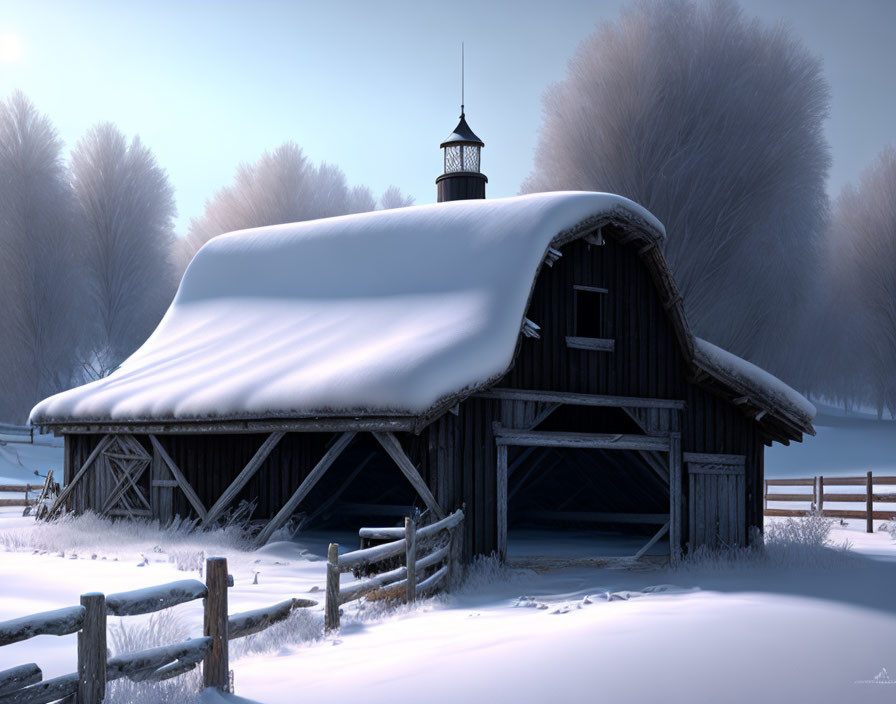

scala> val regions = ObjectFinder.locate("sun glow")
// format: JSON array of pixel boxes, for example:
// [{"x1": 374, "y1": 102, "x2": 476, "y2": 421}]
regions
[{"x1": 0, "y1": 33, "x2": 23, "y2": 64}]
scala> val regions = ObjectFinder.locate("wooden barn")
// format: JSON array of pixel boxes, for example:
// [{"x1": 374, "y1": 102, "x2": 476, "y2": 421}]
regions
[{"x1": 30, "y1": 116, "x2": 815, "y2": 564}]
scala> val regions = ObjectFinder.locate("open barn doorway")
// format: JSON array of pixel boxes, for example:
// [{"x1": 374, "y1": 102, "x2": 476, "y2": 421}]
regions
[{"x1": 495, "y1": 403, "x2": 680, "y2": 566}]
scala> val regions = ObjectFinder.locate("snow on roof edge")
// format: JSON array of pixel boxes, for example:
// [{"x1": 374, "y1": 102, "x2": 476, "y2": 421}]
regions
[{"x1": 693, "y1": 337, "x2": 816, "y2": 427}]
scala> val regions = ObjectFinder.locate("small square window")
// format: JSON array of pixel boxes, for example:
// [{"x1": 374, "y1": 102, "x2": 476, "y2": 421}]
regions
[
  {"x1": 567, "y1": 285, "x2": 614, "y2": 352},
  {"x1": 574, "y1": 286, "x2": 607, "y2": 338}
]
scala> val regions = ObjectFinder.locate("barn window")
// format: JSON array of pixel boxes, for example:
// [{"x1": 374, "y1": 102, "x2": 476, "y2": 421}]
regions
[{"x1": 566, "y1": 285, "x2": 615, "y2": 351}]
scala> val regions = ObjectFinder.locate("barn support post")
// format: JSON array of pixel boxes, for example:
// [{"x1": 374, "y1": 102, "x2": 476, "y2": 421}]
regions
[
  {"x1": 668, "y1": 432, "x2": 682, "y2": 564},
  {"x1": 496, "y1": 443, "x2": 508, "y2": 563}
]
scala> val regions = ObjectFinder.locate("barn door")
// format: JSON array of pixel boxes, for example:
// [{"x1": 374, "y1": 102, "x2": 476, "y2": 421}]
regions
[{"x1": 687, "y1": 454, "x2": 746, "y2": 549}]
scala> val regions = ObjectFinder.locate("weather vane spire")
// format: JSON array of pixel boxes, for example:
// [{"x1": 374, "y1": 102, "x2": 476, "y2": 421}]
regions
[{"x1": 461, "y1": 42, "x2": 465, "y2": 117}]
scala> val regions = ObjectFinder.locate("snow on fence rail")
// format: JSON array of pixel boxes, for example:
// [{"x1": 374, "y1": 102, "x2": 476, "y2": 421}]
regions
[
  {"x1": 0, "y1": 557, "x2": 317, "y2": 703},
  {"x1": 325, "y1": 508, "x2": 464, "y2": 630},
  {"x1": 764, "y1": 472, "x2": 896, "y2": 533}
]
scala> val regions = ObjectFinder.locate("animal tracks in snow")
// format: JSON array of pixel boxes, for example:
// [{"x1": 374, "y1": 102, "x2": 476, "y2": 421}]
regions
[{"x1": 513, "y1": 584, "x2": 678, "y2": 614}]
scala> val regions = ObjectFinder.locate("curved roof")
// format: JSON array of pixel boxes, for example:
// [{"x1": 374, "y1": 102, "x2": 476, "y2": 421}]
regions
[
  {"x1": 440, "y1": 113, "x2": 484, "y2": 148},
  {"x1": 29, "y1": 191, "x2": 813, "y2": 441}
]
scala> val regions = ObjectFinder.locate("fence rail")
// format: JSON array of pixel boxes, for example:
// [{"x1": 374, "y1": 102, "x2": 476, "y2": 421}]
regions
[
  {"x1": 0, "y1": 557, "x2": 316, "y2": 703},
  {"x1": 0, "y1": 472, "x2": 58, "y2": 514},
  {"x1": 764, "y1": 471, "x2": 896, "y2": 533},
  {"x1": 325, "y1": 508, "x2": 464, "y2": 630}
]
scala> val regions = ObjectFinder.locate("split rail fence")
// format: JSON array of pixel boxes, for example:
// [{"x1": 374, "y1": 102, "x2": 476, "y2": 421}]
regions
[
  {"x1": 0, "y1": 472, "x2": 58, "y2": 513},
  {"x1": 0, "y1": 557, "x2": 315, "y2": 703},
  {"x1": 325, "y1": 508, "x2": 464, "y2": 630},
  {"x1": 764, "y1": 471, "x2": 896, "y2": 533}
]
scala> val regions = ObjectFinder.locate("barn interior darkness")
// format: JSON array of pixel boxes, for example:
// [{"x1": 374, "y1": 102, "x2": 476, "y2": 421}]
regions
[{"x1": 506, "y1": 405, "x2": 669, "y2": 542}]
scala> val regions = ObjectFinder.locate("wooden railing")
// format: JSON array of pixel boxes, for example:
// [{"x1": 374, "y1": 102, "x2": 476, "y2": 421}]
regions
[
  {"x1": 325, "y1": 508, "x2": 464, "y2": 630},
  {"x1": 0, "y1": 557, "x2": 316, "y2": 703},
  {"x1": 764, "y1": 472, "x2": 896, "y2": 533},
  {"x1": 0, "y1": 472, "x2": 58, "y2": 514}
]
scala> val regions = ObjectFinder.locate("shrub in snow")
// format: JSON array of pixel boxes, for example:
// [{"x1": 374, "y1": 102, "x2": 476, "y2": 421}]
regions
[
  {"x1": 679, "y1": 515, "x2": 855, "y2": 571},
  {"x1": 106, "y1": 610, "x2": 202, "y2": 704},
  {"x1": 0, "y1": 512, "x2": 251, "y2": 567}
]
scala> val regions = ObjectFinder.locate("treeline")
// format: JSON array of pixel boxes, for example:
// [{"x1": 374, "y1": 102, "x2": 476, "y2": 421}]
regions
[
  {"x1": 0, "y1": 91, "x2": 412, "y2": 422},
  {"x1": 525, "y1": 0, "x2": 895, "y2": 419}
]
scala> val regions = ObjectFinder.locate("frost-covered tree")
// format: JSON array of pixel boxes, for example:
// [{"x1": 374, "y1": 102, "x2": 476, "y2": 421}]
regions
[
  {"x1": 523, "y1": 0, "x2": 831, "y2": 376},
  {"x1": 71, "y1": 123, "x2": 177, "y2": 368},
  {"x1": 0, "y1": 92, "x2": 87, "y2": 420},
  {"x1": 379, "y1": 185, "x2": 415, "y2": 210},
  {"x1": 178, "y1": 143, "x2": 384, "y2": 269},
  {"x1": 817, "y1": 148, "x2": 896, "y2": 418}
]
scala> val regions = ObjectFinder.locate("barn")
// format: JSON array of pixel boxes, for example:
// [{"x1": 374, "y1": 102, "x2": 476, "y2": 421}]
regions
[{"x1": 29, "y1": 186, "x2": 815, "y2": 563}]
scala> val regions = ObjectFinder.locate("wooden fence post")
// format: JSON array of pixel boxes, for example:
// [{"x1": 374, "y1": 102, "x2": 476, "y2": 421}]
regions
[
  {"x1": 203, "y1": 557, "x2": 229, "y2": 691},
  {"x1": 763, "y1": 479, "x2": 768, "y2": 513},
  {"x1": 866, "y1": 471, "x2": 873, "y2": 533},
  {"x1": 405, "y1": 516, "x2": 417, "y2": 604},
  {"x1": 326, "y1": 543, "x2": 340, "y2": 631},
  {"x1": 447, "y1": 520, "x2": 462, "y2": 589},
  {"x1": 77, "y1": 592, "x2": 106, "y2": 704},
  {"x1": 817, "y1": 475, "x2": 824, "y2": 515},
  {"x1": 811, "y1": 476, "x2": 817, "y2": 511}
]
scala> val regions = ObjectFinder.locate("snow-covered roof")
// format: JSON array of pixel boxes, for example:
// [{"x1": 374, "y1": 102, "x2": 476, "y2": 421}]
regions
[
  {"x1": 29, "y1": 190, "x2": 813, "y2": 441},
  {"x1": 30, "y1": 193, "x2": 663, "y2": 425},
  {"x1": 694, "y1": 337, "x2": 816, "y2": 424}
]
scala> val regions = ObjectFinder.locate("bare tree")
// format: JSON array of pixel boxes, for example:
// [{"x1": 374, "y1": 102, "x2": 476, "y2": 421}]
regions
[
  {"x1": 70, "y1": 123, "x2": 177, "y2": 368},
  {"x1": 379, "y1": 185, "x2": 415, "y2": 210},
  {"x1": 523, "y1": 0, "x2": 830, "y2": 377},
  {"x1": 0, "y1": 92, "x2": 87, "y2": 420},
  {"x1": 818, "y1": 147, "x2": 896, "y2": 418},
  {"x1": 178, "y1": 143, "x2": 386, "y2": 270}
]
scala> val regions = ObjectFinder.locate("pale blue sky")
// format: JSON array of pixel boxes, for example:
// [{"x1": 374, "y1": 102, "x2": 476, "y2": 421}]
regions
[{"x1": 1, "y1": 0, "x2": 894, "y2": 234}]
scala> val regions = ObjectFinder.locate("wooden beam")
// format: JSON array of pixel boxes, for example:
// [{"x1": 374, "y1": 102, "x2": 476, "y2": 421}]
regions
[
  {"x1": 100, "y1": 454, "x2": 151, "y2": 516},
  {"x1": 508, "y1": 451, "x2": 560, "y2": 503},
  {"x1": 668, "y1": 433, "x2": 682, "y2": 564},
  {"x1": 476, "y1": 388, "x2": 686, "y2": 410},
  {"x1": 204, "y1": 432, "x2": 285, "y2": 525},
  {"x1": 566, "y1": 337, "x2": 615, "y2": 352},
  {"x1": 521, "y1": 510, "x2": 670, "y2": 525},
  {"x1": 255, "y1": 432, "x2": 356, "y2": 546},
  {"x1": 373, "y1": 432, "x2": 446, "y2": 520},
  {"x1": 43, "y1": 417, "x2": 416, "y2": 436},
  {"x1": 46, "y1": 435, "x2": 113, "y2": 518},
  {"x1": 493, "y1": 425, "x2": 670, "y2": 452},
  {"x1": 497, "y1": 443, "x2": 508, "y2": 562},
  {"x1": 633, "y1": 521, "x2": 670, "y2": 560},
  {"x1": 303, "y1": 452, "x2": 376, "y2": 526},
  {"x1": 683, "y1": 452, "x2": 746, "y2": 466},
  {"x1": 149, "y1": 435, "x2": 208, "y2": 521},
  {"x1": 508, "y1": 446, "x2": 537, "y2": 477}
]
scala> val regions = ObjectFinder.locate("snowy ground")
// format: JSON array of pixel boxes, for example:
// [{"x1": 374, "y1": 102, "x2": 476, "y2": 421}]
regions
[{"x1": 1, "y1": 413, "x2": 895, "y2": 703}]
